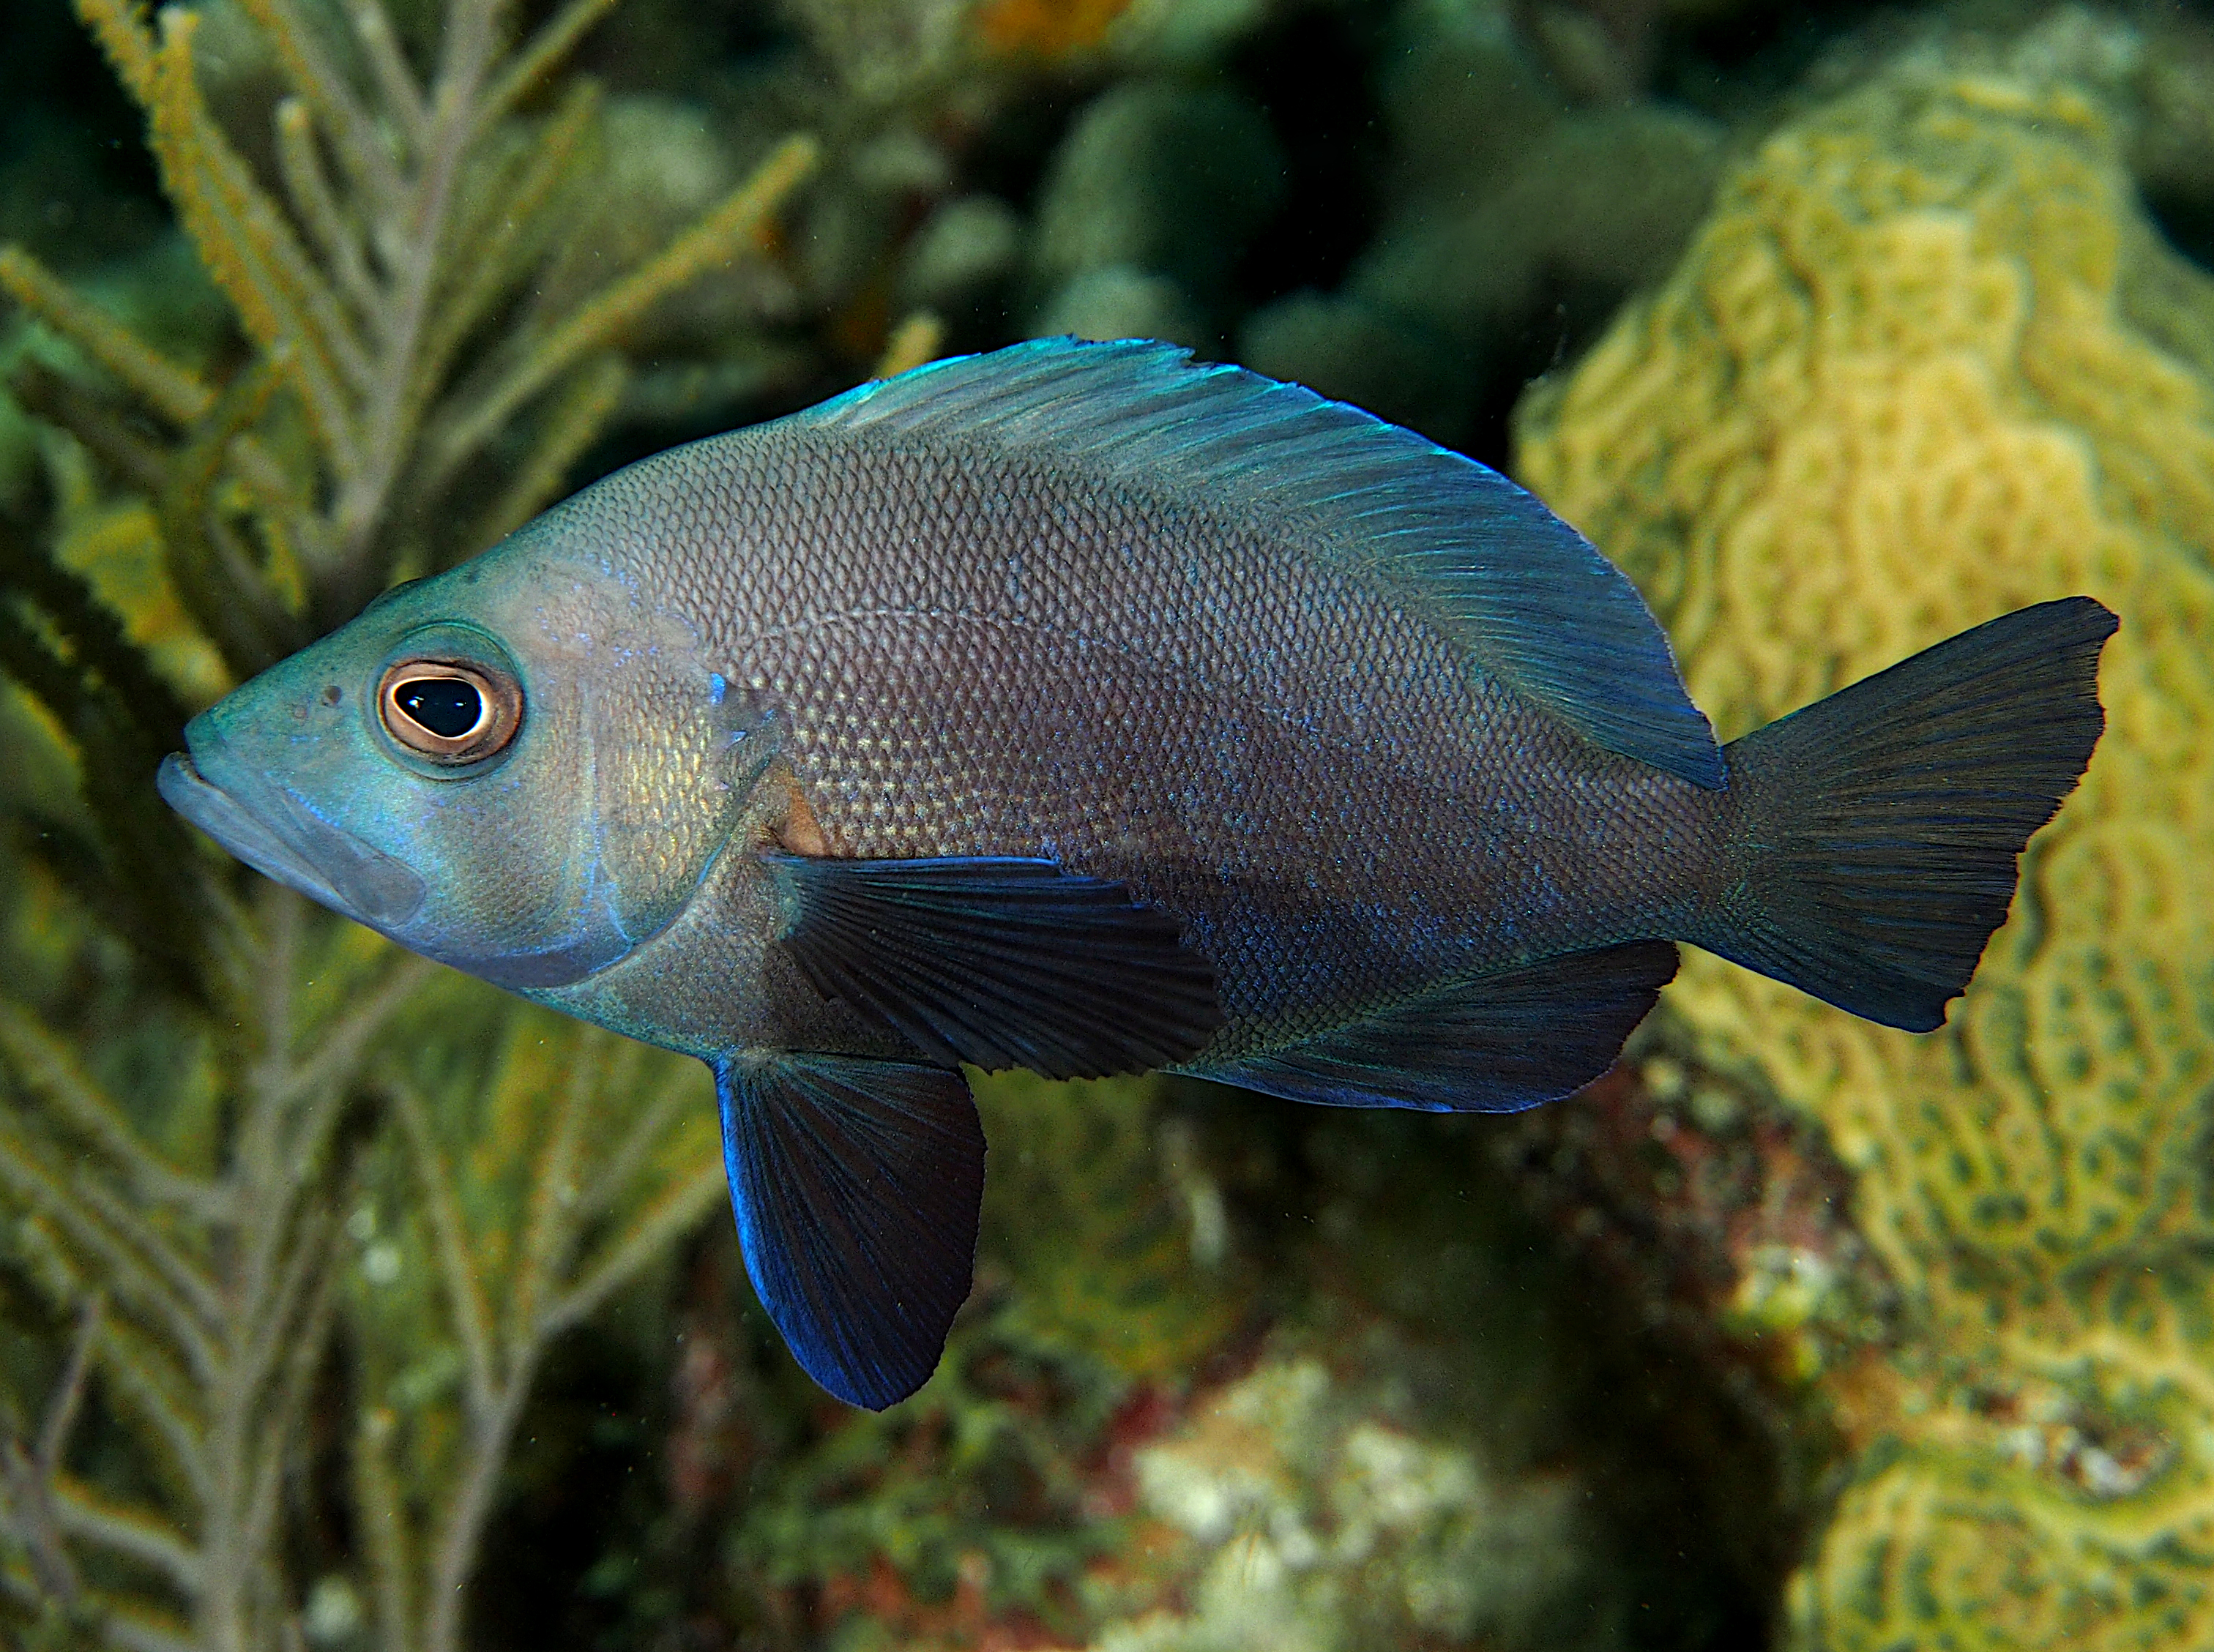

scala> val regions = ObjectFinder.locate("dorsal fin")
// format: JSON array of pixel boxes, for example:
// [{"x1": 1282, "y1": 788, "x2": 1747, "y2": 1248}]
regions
[{"x1": 800, "y1": 338, "x2": 1725, "y2": 788}]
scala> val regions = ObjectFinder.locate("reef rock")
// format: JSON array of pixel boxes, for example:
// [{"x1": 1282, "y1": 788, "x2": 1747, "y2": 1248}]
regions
[
  {"x1": 1515, "y1": 42, "x2": 2214, "y2": 1652},
  {"x1": 1084, "y1": 1356, "x2": 1614, "y2": 1652}
]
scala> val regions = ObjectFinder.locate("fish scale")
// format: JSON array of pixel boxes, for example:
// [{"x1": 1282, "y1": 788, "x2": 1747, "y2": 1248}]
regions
[
  {"x1": 561, "y1": 426, "x2": 1687, "y2": 1052},
  {"x1": 160, "y1": 339, "x2": 2115, "y2": 1409}
]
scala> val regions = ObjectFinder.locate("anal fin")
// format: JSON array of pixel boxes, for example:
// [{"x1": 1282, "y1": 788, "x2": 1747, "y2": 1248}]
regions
[
  {"x1": 1193, "y1": 940, "x2": 1678, "y2": 1113},
  {"x1": 715, "y1": 1053, "x2": 984, "y2": 1410}
]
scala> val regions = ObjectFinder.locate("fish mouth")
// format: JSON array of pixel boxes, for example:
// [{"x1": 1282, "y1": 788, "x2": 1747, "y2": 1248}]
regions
[
  {"x1": 159, "y1": 742, "x2": 639, "y2": 994},
  {"x1": 157, "y1": 748, "x2": 427, "y2": 929}
]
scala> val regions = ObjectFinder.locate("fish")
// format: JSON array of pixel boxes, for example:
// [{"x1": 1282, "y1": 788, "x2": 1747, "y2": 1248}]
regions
[{"x1": 157, "y1": 338, "x2": 2117, "y2": 1409}]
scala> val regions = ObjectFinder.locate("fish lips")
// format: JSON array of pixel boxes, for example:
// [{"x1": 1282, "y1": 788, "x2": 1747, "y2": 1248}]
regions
[{"x1": 157, "y1": 745, "x2": 427, "y2": 930}]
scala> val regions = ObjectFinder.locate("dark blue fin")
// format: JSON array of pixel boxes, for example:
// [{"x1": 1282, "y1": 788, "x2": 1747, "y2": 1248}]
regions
[
  {"x1": 1192, "y1": 940, "x2": 1679, "y2": 1113},
  {"x1": 1698, "y1": 597, "x2": 2115, "y2": 1031},
  {"x1": 766, "y1": 853, "x2": 1222, "y2": 1080},
  {"x1": 799, "y1": 338, "x2": 1724, "y2": 788},
  {"x1": 714, "y1": 1052, "x2": 983, "y2": 1410}
]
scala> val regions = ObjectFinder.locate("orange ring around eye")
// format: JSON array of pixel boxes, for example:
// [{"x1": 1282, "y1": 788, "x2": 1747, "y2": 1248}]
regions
[{"x1": 377, "y1": 658, "x2": 521, "y2": 764}]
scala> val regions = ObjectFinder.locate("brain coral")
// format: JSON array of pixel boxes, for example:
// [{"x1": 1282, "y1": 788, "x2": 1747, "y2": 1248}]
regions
[{"x1": 1514, "y1": 50, "x2": 2214, "y2": 1652}]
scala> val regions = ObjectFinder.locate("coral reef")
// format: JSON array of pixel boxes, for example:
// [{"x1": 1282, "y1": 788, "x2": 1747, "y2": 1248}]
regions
[
  {"x1": 1347, "y1": 100, "x2": 1724, "y2": 343},
  {"x1": 1515, "y1": 37, "x2": 2214, "y2": 1652},
  {"x1": 744, "y1": 0, "x2": 1285, "y2": 383},
  {"x1": 898, "y1": 194, "x2": 1025, "y2": 319},
  {"x1": 1084, "y1": 1355, "x2": 1609, "y2": 1652},
  {"x1": 703, "y1": 1067, "x2": 1792, "y2": 1651},
  {"x1": 1042, "y1": 1088, "x2": 1800, "y2": 1652},
  {"x1": 1794, "y1": 4, "x2": 2214, "y2": 217}
]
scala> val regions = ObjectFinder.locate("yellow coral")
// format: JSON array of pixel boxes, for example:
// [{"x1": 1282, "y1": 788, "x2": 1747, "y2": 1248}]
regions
[{"x1": 1516, "y1": 57, "x2": 2214, "y2": 1652}]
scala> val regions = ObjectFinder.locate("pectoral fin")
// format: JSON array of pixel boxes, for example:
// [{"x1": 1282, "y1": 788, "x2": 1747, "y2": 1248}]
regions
[
  {"x1": 714, "y1": 1052, "x2": 984, "y2": 1410},
  {"x1": 765, "y1": 853, "x2": 1222, "y2": 1080}
]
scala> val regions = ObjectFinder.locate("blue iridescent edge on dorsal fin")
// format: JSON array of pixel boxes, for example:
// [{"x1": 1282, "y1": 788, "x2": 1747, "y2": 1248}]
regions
[{"x1": 798, "y1": 337, "x2": 1726, "y2": 790}]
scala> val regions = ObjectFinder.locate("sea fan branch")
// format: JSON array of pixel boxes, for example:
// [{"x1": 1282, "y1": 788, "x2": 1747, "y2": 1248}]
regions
[
  {"x1": 36, "y1": 1300, "x2": 101, "y2": 1492},
  {"x1": 146, "y1": 10, "x2": 361, "y2": 476},
  {"x1": 390, "y1": 1083, "x2": 496, "y2": 1418},
  {"x1": 276, "y1": 952, "x2": 436, "y2": 1113},
  {"x1": 502, "y1": 1035, "x2": 595, "y2": 1367},
  {"x1": 0, "y1": 1009, "x2": 225, "y2": 1222},
  {"x1": 4, "y1": 359, "x2": 173, "y2": 493},
  {"x1": 272, "y1": 98, "x2": 382, "y2": 334},
  {"x1": 480, "y1": 0, "x2": 625, "y2": 125},
  {"x1": 351, "y1": 1409, "x2": 416, "y2": 1652},
  {"x1": 463, "y1": 352, "x2": 626, "y2": 553},
  {"x1": 0, "y1": 1132, "x2": 220, "y2": 1388},
  {"x1": 545, "y1": 1159, "x2": 726, "y2": 1338},
  {"x1": 0, "y1": 247, "x2": 212, "y2": 427},
  {"x1": 227, "y1": 0, "x2": 403, "y2": 209},
  {"x1": 66, "y1": 1314, "x2": 207, "y2": 1511},
  {"x1": 0, "y1": 1296, "x2": 100, "y2": 1608},
  {"x1": 52, "y1": 1479, "x2": 203, "y2": 1597},
  {"x1": 571, "y1": 1045, "x2": 674, "y2": 1225},
  {"x1": 349, "y1": 1, "x2": 429, "y2": 152},
  {"x1": 359, "y1": 1012, "x2": 722, "y2": 1652},
  {"x1": 417, "y1": 1380, "x2": 522, "y2": 1652},
  {"x1": 411, "y1": 80, "x2": 601, "y2": 403},
  {"x1": 426, "y1": 132, "x2": 819, "y2": 483},
  {"x1": 323, "y1": 0, "x2": 502, "y2": 587},
  {"x1": 67, "y1": 1173, "x2": 223, "y2": 1340},
  {"x1": 229, "y1": 1206, "x2": 329, "y2": 1441},
  {"x1": 71, "y1": 0, "x2": 157, "y2": 105},
  {"x1": 106, "y1": 1613, "x2": 200, "y2": 1652},
  {"x1": 154, "y1": 355, "x2": 303, "y2": 679},
  {"x1": 236, "y1": 1227, "x2": 336, "y2": 1587}
]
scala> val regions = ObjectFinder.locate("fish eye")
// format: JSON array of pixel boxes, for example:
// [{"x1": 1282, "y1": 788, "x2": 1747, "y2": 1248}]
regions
[{"x1": 377, "y1": 658, "x2": 521, "y2": 764}]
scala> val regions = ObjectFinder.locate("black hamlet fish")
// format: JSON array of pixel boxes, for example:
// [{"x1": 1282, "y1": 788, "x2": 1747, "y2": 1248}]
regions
[{"x1": 157, "y1": 339, "x2": 2117, "y2": 1408}]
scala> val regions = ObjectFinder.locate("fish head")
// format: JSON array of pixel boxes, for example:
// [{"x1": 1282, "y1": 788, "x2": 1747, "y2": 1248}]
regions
[{"x1": 159, "y1": 523, "x2": 769, "y2": 992}]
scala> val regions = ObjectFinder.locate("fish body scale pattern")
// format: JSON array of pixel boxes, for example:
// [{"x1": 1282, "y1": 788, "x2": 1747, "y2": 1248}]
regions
[{"x1": 565, "y1": 424, "x2": 1725, "y2": 1059}]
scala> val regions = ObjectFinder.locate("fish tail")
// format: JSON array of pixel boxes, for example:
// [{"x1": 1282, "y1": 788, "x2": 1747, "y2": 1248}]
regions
[{"x1": 1695, "y1": 597, "x2": 2117, "y2": 1031}]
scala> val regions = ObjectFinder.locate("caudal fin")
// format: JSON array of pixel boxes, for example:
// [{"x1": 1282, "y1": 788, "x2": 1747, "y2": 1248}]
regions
[{"x1": 1696, "y1": 597, "x2": 2117, "y2": 1031}]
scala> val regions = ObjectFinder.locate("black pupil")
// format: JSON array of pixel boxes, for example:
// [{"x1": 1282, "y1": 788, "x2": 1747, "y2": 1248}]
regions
[{"x1": 396, "y1": 677, "x2": 482, "y2": 739}]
